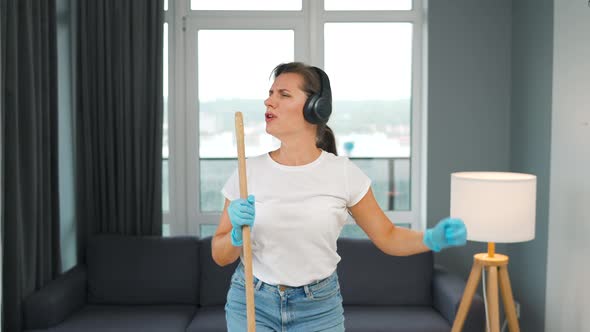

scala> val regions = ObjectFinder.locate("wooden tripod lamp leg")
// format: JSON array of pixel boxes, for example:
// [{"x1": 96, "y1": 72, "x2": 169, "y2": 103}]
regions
[
  {"x1": 451, "y1": 260, "x2": 483, "y2": 332},
  {"x1": 499, "y1": 266, "x2": 520, "y2": 332},
  {"x1": 487, "y1": 266, "x2": 500, "y2": 332},
  {"x1": 235, "y1": 112, "x2": 256, "y2": 332}
]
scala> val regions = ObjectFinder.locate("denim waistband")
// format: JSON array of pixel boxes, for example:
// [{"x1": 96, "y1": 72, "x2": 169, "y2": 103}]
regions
[{"x1": 234, "y1": 262, "x2": 338, "y2": 296}]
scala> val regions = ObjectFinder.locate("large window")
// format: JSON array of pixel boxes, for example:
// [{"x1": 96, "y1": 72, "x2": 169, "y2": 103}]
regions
[
  {"x1": 164, "y1": 0, "x2": 426, "y2": 237},
  {"x1": 197, "y1": 30, "x2": 294, "y2": 212}
]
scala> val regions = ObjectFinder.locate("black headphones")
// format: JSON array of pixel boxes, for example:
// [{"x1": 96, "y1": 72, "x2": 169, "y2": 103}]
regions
[{"x1": 303, "y1": 66, "x2": 332, "y2": 125}]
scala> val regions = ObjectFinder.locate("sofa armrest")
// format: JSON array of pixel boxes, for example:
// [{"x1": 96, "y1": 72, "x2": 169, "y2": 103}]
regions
[
  {"x1": 432, "y1": 265, "x2": 486, "y2": 332},
  {"x1": 23, "y1": 265, "x2": 87, "y2": 330}
]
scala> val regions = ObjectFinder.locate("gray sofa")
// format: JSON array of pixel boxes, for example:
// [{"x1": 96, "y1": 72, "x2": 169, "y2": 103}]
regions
[{"x1": 24, "y1": 234, "x2": 485, "y2": 331}]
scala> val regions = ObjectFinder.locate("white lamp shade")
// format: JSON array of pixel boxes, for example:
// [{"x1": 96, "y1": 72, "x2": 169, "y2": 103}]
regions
[{"x1": 450, "y1": 172, "x2": 536, "y2": 243}]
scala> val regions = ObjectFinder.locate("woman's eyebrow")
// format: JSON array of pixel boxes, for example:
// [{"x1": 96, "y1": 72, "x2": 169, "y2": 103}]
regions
[{"x1": 269, "y1": 88, "x2": 292, "y2": 94}]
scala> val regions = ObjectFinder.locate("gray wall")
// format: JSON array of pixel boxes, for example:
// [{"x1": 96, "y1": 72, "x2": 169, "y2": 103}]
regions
[
  {"x1": 546, "y1": 1, "x2": 590, "y2": 331},
  {"x1": 507, "y1": 1, "x2": 553, "y2": 331},
  {"x1": 428, "y1": 1, "x2": 553, "y2": 330},
  {"x1": 428, "y1": 0, "x2": 512, "y2": 279}
]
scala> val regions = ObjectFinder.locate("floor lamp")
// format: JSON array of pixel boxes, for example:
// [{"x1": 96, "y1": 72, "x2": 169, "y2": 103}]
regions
[{"x1": 449, "y1": 172, "x2": 536, "y2": 332}]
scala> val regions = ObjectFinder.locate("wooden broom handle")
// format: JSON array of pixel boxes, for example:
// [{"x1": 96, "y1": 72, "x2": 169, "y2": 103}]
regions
[{"x1": 235, "y1": 112, "x2": 256, "y2": 332}]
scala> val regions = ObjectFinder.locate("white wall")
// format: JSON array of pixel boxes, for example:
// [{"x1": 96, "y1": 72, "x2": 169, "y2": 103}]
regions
[{"x1": 545, "y1": 1, "x2": 590, "y2": 331}]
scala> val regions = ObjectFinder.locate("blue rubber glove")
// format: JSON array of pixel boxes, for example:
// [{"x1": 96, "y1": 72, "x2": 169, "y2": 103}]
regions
[
  {"x1": 228, "y1": 195, "x2": 255, "y2": 247},
  {"x1": 423, "y1": 217, "x2": 467, "y2": 252}
]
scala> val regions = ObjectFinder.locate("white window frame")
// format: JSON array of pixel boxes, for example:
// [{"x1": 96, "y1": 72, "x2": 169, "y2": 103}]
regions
[
  {"x1": 165, "y1": 0, "x2": 427, "y2": 236},
  {"x1": 162, "y1": 4, "x2": 174, "y2": 231}
]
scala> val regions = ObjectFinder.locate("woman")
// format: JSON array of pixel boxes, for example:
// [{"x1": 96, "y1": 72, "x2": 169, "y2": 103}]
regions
[{"x1": 212, "y1": 62, "x2": 467, "y2": 331}]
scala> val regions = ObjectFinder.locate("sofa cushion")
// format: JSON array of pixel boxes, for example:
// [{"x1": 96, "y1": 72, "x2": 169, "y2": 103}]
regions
[
  {"x1": 186, "y1": 306, "x2": 227, "y2": 332},
  {"x1": 198, "y1": 237, "x2": 239, "y2": 306},
  {"x1": 87, "y1": 235, "x2": 199, "y2": 304},
  {"x1": 45, "y1": 304, "x2": 196, "y2": 332},
  {"x1": 343, "y1": 306, "x2": 450, "y2": 332},
  {"x1": 337, "y1": 238, "x2": 433, "y2": 306}
]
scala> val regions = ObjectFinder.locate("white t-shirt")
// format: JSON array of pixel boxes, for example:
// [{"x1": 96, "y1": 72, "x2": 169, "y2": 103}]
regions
[{"x1": 221, "y1": 150, "x2": 371, "y2": 286}]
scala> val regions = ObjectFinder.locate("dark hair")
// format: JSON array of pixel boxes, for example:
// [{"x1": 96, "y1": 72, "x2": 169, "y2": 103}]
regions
[{"x1": 271, "y1": 62, "x2": 338, "y2": 156}]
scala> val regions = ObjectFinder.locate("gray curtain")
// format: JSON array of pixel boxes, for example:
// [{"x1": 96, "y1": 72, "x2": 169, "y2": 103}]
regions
[
  {"x1": 0, "y1": 0, "x2": 4, "y2": 327},
  {"x1": 1, "y1": 0, "x2": 62, "y2": 331},
  {"x1": 76, "y1": 0, "x2": 164, "y2": 261}
]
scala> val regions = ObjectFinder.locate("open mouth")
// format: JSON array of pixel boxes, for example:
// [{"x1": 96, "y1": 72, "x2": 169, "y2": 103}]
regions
[{"x1": 265, "y1": 112, "x2": 276, "y2": 121}]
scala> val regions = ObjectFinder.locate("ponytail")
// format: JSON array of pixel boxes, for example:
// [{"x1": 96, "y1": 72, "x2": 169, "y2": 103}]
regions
[{"x1": 316, "y1": 124, "x2": 337, "y2": 155}]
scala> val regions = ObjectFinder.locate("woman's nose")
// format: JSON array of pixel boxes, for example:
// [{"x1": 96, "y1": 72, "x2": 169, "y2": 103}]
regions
[{"x1": 264, "y1": 96, "x2": 274, "y2": 108}]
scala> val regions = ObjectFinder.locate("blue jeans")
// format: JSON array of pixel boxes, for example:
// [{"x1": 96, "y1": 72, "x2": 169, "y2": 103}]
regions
[{"x1": 225, "y1": 263, "x2": 345, "y2": 332}]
